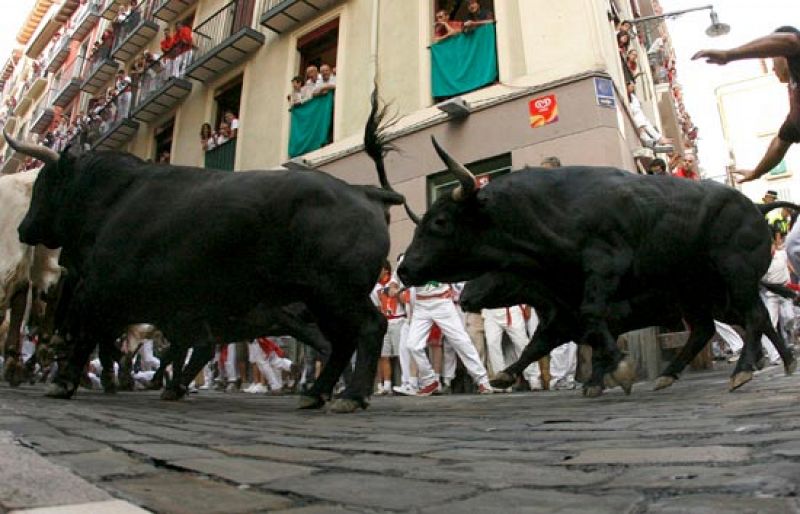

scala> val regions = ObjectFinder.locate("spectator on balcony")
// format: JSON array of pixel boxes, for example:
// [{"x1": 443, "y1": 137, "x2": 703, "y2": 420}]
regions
[
  {"x1": 626, "y1": 48, "x2": 641, "y2": 77},
  {"x1": 158, "y1": 150, "x2": 170, "y2": 164},
  {"x1": 647, "y1": 158, "x2": 668, "y2": 176},
  {"x1": 626, "y1": 81, "x2": 673, "y2": 152},
  {"x1": 223, "y1": 111, "x2": 239, "y2": 138},
  {"x1": 287, "y1": 76, "x2": 304, "y2": 106},
  {"x1": 672, "y1": 154, "x2": 699, "y2": 180},
  {"x1": 114, "y1": 70, "x2": 132, "y2": 120},
  {"x1": 617, "y1": 19, "x2": 632, "y2": 36},
  {"x1": 200, "y1": 122, "x2": 216, "y2": 152},
  {"x1": 461, "y1": 0, "x2": 493, "y2": 33},
  {"x1": 433, "y1": 9, "x2": 461, "y2": 43},
  {"x1": 301, "y1": 65, "x2": 320, "y2": 100},
  {"x1": 173, "y1": 21, "x2": 194, "y2": 77},
  {"x1": 216, "y1": 120, "x2": 232, "y2": 145},
  {"x1": 313, "y1": 64, "x2": 336, "y2": 97},
  {"x1": 617, "y1": 31, "x2": 631, "y2": 55},
  {"x1": 160, "y1": 27, "x2": 175, "y2": 78}
]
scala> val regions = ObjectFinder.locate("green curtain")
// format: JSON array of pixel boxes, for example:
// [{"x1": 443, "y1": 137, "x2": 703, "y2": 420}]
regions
[
  {"x1": 431, "y1": 24, "x2": 498, "y2": 98},
  {"x1": 289, "y1": 92, "x2": 334, "y2": 158}
]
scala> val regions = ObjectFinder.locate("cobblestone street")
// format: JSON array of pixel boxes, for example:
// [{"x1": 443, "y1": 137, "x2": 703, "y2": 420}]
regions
[{"x1": 1, "y1": 364, "x2": 800, "y2": 513}]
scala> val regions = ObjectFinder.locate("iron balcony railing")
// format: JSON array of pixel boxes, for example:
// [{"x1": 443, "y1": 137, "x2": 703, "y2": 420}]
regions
[
  {"x1": 130, "y1": 48, "x2": 180, "y2": 111},
  {"x1": 192, "y1": 0, "x2": 249, "y2": 64},
  {"x1": 205, "y1": 137, "x2": 236, "y2": 170},
  {"x1": 70, "y1": 0, "x2": 103, "y2": 40},
  {"x1": 111, "y1": 0, "x2": 157, "y2": 54},
  {"x1": 55, "y1": 56, "x2": 86, "y2": 92}
]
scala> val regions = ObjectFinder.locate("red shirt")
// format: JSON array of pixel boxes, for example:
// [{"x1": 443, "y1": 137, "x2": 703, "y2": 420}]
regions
[
  {"x1": 160, "y1": 35, "x2": 174, "y2": 54},
  {"x1": 672, "y1": 167, "x2": 699, "y2": 180}
]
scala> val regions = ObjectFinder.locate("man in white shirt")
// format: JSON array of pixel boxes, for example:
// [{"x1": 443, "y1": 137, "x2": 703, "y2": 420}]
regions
[{"x1": 761, "y1": 232, "x2": 793, "y2": 364}]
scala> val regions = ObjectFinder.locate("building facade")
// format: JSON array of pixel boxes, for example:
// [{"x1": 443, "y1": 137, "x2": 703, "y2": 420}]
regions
[{"x1": 1, "y1": 0, "x2": 693, "y2": 259}]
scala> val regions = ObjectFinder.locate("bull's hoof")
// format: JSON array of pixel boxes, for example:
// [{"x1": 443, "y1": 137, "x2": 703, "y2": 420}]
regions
[
  {"x1": 4, "y1": 358, "x2": 24, "y2": 387},
  {"x1": 45, "y1": 382, "x2": 74, "y2": 399},
  {"x1": 490, "y1": 371, "x2": 517, "y2": 389},
  {"x1": 101, "y1": 372, "x2": 116, "y2": 394},
  {"x1": 583, "y1": 385, "x2": 603, "y2": 398},
  {"x1": 784, "y1": 357, "x2": 797, "y2": 376},
  {"x1": 729, "y1": 370, "x2": 753, "y2": 392},
  {"x1": 160, "y1": 388, "x2": 185, "y2": 401},
  {"x1": 328, "y1": 397, "x2": 368, "y2": 413},
  {"x1": 603, "y1": 373, "x2": 618, "y2": 388},
  {"x1": 611, "y1": 359, "x2": 636, "y2": 395},
  {"x1": 653, "y1": 375, "x2": 676, "y2": 391},
  {"x1": 298, "y1": 394, "x2": 326, "y2": 410},
  {"x1": 756, "y1": 356, "x2": 767, "y2": 370}
]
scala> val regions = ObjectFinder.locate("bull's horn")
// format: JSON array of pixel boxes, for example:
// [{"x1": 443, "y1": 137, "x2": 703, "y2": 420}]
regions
[
  {"x1": 3, "y1": 129, "x2": 59, "y2": 165},
  {"x1": 404, "y1": 202, "x2": 421, "y2": 225},
  {"x1": 431, "y1": 136, "x2": 476, "y2": 201}
]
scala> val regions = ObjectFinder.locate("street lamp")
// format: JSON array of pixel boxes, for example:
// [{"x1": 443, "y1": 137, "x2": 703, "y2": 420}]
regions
[{"x1": 631, "y1": 4, "x2": 730, "y2": 38}]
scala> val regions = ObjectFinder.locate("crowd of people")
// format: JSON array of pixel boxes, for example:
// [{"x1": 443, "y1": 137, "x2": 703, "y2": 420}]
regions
[
  {"x1": 433, "y1": 0, "x2": 494, "y2": 44},
  {"x1": 286, "y1": 63, "x2": 337, "y2": 108},
  {"x1": 199, "y1": 110, "x2": 239, "y2": 152}
]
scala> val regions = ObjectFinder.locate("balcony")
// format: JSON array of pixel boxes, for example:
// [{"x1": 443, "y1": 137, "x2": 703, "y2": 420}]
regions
[
  {"x1": 101, "y1": 0, "x2": 127, "y2": 21},
  {"x1": 71, "y1": 0, "x2": 103, "y2": 42},
  {"x1": 131, "y1": 60, "x2": 192, "y2": 123},
  {"x1": 45, "y1": 37, "x2": 72, "y2": 74},
  {"x1": 110, "y1": 4, "x2": 160, "y2": 63},
  {"x1": 2, "y1": 116, "x2": 18, "y2": 136},
  {"x1": 52, "y1": 57, "x2": 85, "y2": 108},
  {"x1": 205, "y1": 138, "x2": 236, "y2": 170},
  {"x1": 26, "y1": 14, "x2": 63, "y2": 59},
  {"x1": 13, "y1": 95, "x2": 33, "y2": 118},
  {"x1": 2, "y1": 144, "x2": 23, "y2": 174},
  {"x1": 26, "y1": 73, "x2": 49, "y2": 101},
  {"x1": 31, "y1": 97, "x2": 56, "y2": 135},
  {"x1": 184, "y1": 0, "x2": 265, "y2": 83},
  {"x1": 259, "y1": 0, "x2": 337, "y2": 34},
  {"x1": 153, "y1": 0, "x2": 197, "y2": 23},
  {"x1": 655, "y1": 83, "x2": 686, "y2": 155},
  {"x1": 54, "y1": 0, "x2": 81, "y2": 24},
  {"x1": 81, "y1": 55, "x2": 118, "y2": 95},
  {"x1": 92, "y1": 118, "x2": 140, "y2": 150}
]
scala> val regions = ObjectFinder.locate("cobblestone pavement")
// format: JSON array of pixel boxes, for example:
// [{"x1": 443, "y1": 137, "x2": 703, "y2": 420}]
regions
[{"x1": 1, "y1": 364, "x2": 800, "y2": 513}]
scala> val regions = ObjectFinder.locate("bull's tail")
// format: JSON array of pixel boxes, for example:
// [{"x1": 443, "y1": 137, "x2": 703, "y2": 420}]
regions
[
  {"x1": 760, "y1": 281, "x2": 798, "y2": 300},
  {"x1": 363, "y1": 88, "x2": 421, "y2": 224},
  {"x1": 757, "y1": 201, "x2": 800, "y2": 215}
]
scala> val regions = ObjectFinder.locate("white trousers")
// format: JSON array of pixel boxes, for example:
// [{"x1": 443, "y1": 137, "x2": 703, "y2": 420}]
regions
[
  {"x1": 137, "y1": 339, "x2": 160, "y2": 372},
  {"x1": 402, "y1": 298, "x2": 488, "y2": 387},
  {"x1": 248, "y1": 342, "x2": 292, "y2": 390},
  {"x1": 761, "y1": 293, "x2": 786, "y2": 363},
  {"x1": 714, "y1": 321, "x2": 743, "y2": 353},
  {"x1": 221, "y1": 343, "x2": 238, "y2": 381},
  {"x1": 483, "y1": 307, "x2": 535, "y2": 381},
  {"x1": 549, "y1": 342, "x2": 577, "y2": 382}
]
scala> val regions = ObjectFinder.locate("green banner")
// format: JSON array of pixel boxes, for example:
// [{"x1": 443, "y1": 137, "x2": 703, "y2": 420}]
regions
[
  {"x1": 431, "y1": 23, "x2": 498, "y2": 98},
  {"x1": 289, "y1": 92, "x2": 334, "y2": 158}
]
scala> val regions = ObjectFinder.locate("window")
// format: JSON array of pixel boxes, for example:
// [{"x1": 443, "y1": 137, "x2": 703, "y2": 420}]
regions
[
  {"x1": 154, "y1": 118, "x2": 174, "y2": 163},
  {"x1": 214, "y1": 76, "x2": 242, "y2": 134},
  {"x1": 427, "y1": 152, "x2": 511, "y2": 206},
  {"x1": 298, "y1": 18, "x2": 338, "y2": 77}
]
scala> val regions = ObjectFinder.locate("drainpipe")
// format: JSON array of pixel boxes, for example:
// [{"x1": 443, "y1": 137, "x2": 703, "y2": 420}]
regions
[{"x1": 369, "y1": 0, "x2": 380, "y2": 84}]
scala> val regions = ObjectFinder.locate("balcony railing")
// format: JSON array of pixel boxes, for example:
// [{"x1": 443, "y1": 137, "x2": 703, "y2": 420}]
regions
[
  {"x1": 71, "y1": 0, "x2": 103, "y2": 42},
  {"x1": 153, "y1": 0, "x2": 198, "y2": 23},
  {"x1": 81, "y1": 47, "x2": 118, "y2": 95},
  {"x1": 130, "y1": 51, "x2": 192, "y2": 123},
  {"x1": 260, "y1": 0, "x2": 337, "y2": 34},
  {"x1": 101, "y1": 0, "x2": 127, "y2": 21},
  {"x1": 205, "y1": 138, "x2": 236, "y2": 170},
  {"x1": 25, "y1": 63, "x2": 49, "y2": 101},
  {"x1": 184, "y1": 0, "x2": 265, "y2": 83},
  {"x1": 86, "y1": 80, "x2": 140, "y2": 151},
  {"x1": 31, "y1": 89, "x2": 57, "y2": 134},
  {"x1": 53, "y1": 56, "x2": 85, "y2": 108},
  {"x1": 110, "y1": 1, "x2": 160, "y2": 63},
  {"x1": 45, "y1": 36, "x2": 72, "y2": 74}
]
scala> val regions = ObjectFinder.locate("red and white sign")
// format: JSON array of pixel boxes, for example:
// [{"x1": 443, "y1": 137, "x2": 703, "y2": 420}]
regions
[{"x1": 529, "y1": 94, "x2": 559, "y2": 128}]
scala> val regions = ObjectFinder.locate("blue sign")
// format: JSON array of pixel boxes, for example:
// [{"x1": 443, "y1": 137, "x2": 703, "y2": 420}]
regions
[{"x1": 594, "y1": 77, "x2": 616, "y2": 108}]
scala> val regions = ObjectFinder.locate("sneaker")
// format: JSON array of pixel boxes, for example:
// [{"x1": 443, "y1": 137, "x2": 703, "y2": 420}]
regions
[
  {"x1": 478, "y1": 383, "x2": 494, "y2": 395},
  {"x1": 198, "y1": 383, "x2": 210, "y2": 390},
  {"x1": 374, "y1": 385, "x2": 387, "y2": 396},
  {"x1": 253, "y1": 383, "x2": 268, "y2": 394},
  {"x1": 553, "y1": 378, "x2": 576, "y2": 390},
  {"x1": 417, "y1": 380, "x2": 440, "y2": 397},
  {"x1": 529, "y1": 380, "x2": 544, "y2": 391},
  {"x1": 392, "y1": 383, "x2": 417, "y2": 396},
  {"x1": 225, "y1": 381, "x2": 240, "y2": 393}
]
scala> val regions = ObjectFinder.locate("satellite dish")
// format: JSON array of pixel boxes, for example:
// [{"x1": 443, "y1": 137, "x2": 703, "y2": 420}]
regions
[{"x1": 705, "y1": 10, "x2": 730, "y2": 37}]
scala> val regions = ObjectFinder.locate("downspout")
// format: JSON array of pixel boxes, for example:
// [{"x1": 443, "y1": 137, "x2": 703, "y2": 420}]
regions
[{"x1": 369, "y1": 0, "x2": 380, "y2": 84}]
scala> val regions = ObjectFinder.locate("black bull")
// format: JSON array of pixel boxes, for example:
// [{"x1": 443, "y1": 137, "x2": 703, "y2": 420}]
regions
[
  {"x1": 399, "y1": 137, "x2": 796, "y2": 395},
  {"x1": 4, "y1": 97, "x2": 403, "y2": 413}
]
